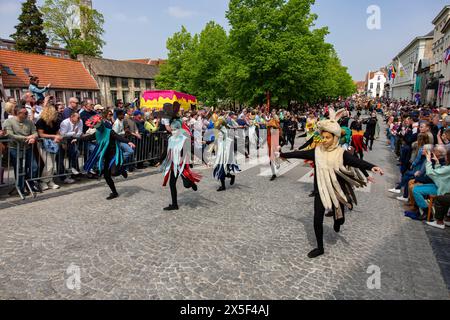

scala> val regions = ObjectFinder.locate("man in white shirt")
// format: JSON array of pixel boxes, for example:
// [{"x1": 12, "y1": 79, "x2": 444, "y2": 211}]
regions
[
  {"x1": 113, "y1": 109, "x2": 134, "y2": 169},
  {"x1": 59, "y1": 113, "x2": 83, "y2": 180}
]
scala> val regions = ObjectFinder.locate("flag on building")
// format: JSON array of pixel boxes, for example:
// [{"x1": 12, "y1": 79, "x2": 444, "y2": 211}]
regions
[
  {"x1": 444, "y1": 47, "x2": 450, "y2": 65},
  {"x1": 398, "y1": 59, "x2": 405, "y2": 78},
  {"x1": 391, "y1": 64, "x2": 397, "y2": 79}
]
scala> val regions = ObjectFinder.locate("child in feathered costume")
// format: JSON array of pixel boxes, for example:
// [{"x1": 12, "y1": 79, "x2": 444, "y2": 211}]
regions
[
  {"x1": 82, "y1": 114, "x2": 136, "y2": 200},
  {"x1": 277, "y1": 109, "x2": 384, "y2": 259},
  {"x1": 161, "y1": 118, "x2": 201, "y2": 211},
  {"x1": 213, "y1": 116, "x2": 241, "y2": 191}
]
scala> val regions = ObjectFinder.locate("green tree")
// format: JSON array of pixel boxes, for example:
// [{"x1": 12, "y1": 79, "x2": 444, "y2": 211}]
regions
[
  {"x1": 40, "y1": 0, "x2": 105, "y2": 58},
  {"x1": 156, "y1": 26, "x2": 196, "y2": 92},
  {"x1": 322, "y1": 50, "x2": 356, "y2": 99},
  {"x1": 225, "y1": 0, "x2": 336, "y2": 106},
  {"x1": 186, "y1": 22, "x2": 229, "y2": 106},
  {"x1": 11, "y1": 0, "x2": 48, "y2": 54}
]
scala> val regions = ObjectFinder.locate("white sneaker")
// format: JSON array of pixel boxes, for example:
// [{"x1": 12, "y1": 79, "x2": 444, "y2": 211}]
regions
[
  {"x1": 71, "y1": 168, "x2": 80, "y2": 175},
  {"x1": 396, "y1": 196, "x2": 409, "y2": 202},
  {"x1": 426, "y1": 221, "x2": 445, "y2": 230},
  {"x1": 444, "y1": 221, "x2": 450, "y2": 227},
  {"x1": 389, "y1": 188, "x2": 401, "y2": 194},
  {"x1": 64, "y1": 178, "x2": 75, "y2": 184},
  {"x1": 40, "y1": 182, "x2": 49, "y2": 191},
  {"x1": 48, "y1": 182, "x2": 60, "y2": 189}
]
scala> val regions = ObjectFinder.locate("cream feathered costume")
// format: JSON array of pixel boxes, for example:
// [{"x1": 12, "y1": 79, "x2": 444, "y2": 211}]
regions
[
  {"x1": 314, "y1": 109, "x2": 369, "y2": 219},
  {"x1": 279, "y1": 108, "x2": 379, "y2": 258}
]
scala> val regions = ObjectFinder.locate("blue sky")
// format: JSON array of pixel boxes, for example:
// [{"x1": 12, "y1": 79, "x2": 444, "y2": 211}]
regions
[{"x1": 0, "y1": 0, "x2": 448, "y2": 80}]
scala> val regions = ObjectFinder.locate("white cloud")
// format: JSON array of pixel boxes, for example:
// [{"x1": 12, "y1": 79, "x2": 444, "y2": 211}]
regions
[
  {"x1": 167, "y1": 6, "x2": 196, "y2": 19},
  {"x1": 0, "y1": 1, "x2": 20, "y2": 15},
  {"x1": 112, "y1": 13, "x2": 148, "y2": 24}
]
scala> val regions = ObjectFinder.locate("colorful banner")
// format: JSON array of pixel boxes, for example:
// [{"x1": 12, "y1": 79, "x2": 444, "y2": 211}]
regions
[
  {"x1": 444, "y1": 47, "x2": 450, "y2": 65},
  {"x1": 140, "y1": 90, "x2": 198, "y2": 111}
]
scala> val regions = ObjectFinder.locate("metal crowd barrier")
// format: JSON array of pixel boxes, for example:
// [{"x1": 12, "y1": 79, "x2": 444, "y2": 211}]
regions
[
  {"x1": 0, "y1": 132, "x2": 170, "y2": 200},
  {"x1": 1, "y1": 127, "x2": 284, "y2": 200}
]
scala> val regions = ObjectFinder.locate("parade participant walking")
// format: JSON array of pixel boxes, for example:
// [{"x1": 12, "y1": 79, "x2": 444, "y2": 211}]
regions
[
  {"x1": 81, "y1": 115, "x2": 135, "y2": 200},
  {"x1": 161, "y1": 118, "x2": 201, "y2": 211},
  {"x1": 364, "y1": 112, "x2": 378, "y2": 151},
  {"x1": 350, "y1": 116, "x2": 366, "y2": 159},
  {"x1": 277, "y1": 110, "x2": 384, "y2": 258},
  {"x1": 213, "y1": 116, "x2": 241, "y2": 190}
]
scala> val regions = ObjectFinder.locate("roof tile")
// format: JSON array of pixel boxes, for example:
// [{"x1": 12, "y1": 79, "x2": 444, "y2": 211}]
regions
[{"x1": 0, "y1": 50, "x2": 99, "y2": 90}]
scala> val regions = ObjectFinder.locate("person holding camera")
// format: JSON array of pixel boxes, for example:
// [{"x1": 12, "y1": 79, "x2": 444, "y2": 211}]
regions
[{"x1": 28, "y1": 76, "x2": 51, "y2": 102}]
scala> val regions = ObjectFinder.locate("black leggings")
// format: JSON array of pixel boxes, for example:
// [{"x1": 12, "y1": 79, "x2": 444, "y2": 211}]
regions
[
  {"x1": 169, "y1": 170, "x2": 178, "y2": 206},
  {"x1": 313, "y1": 195, "x2": 345, "y2": 249},
  {"x1": 104, "y1": 165, "x2": 118, "y2": 195},
  {"x1": 287, "y1": 133, "x2": 295, "y2": 149},
  {"x1": 367, "y1": 133, "x2": 375, "y2": 149}
]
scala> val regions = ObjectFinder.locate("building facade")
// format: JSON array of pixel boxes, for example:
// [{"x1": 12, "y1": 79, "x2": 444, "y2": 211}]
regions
[
  {"x1": 355, "y1": 81, "x2": 366, "y2": 95},
  {"x1": 389, "y1": 33, "x2": 433, "y2": 101},
  {"x1": 365, "y1": 70, "x2": 387, "y2": 98},
  {"x1": 0, "y1": 49, "x2": 99, "y2": 105},
  {"x1": 0, "y1": 38, "x2": 71, "y2": 60},
  {"x1": 78, "y1": 55, "x2": 159, "y2": 107},
  {"x1": 431, "y1": 6, "x2": 450, "y2": 107}
]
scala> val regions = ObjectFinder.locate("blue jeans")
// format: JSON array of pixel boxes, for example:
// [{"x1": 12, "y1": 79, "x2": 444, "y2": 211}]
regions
[
  {"x1": 412, "y1": 184, "x2": 438, "y2": 210},
  {"x1": 390, "y1": 135, "x2": 396, "y2": 152},
  {"x1": 10, "y1": 147, "x2": 38, "y2": 192},
  {"x1": 120, "y1": 142, "x2": 134, "y2": 169}
]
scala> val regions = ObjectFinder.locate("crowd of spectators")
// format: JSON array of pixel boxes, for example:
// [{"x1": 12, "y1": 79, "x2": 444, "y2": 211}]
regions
[
  {"x1": 383, "y1": 99, "x2": 450, "y2": 230},
  {"x1": 0, "y1": 76, "x2": 167, "y2": 196}
]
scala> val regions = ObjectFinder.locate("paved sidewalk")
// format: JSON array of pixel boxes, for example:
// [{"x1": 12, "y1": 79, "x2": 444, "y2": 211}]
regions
[{"x1": 0, "y1": 129, "x2": 448, "y2": 300}]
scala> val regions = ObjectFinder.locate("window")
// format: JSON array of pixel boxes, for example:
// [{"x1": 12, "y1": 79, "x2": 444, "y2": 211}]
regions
[
  {"x1": 370, "y1": 83, "x2": 374, "y2": 89},
  {"x1": 23, "y1": 68, "x2": 31, "y2": 76},
  {"x1": 110, "y1": 77, "x2": 117, "y2": 87},
  {"x1": 111, "y1": 91, "x2": 118, "y2": 105},
  {"x1": 145, "y1": 79, "x2": 152, "y2": 89},
  {"x1": 134, "y1": 91, "x2": 141, "y2": 100},
  {"x1": 134, "y1": 79, "x2": 141, "y2": 88},
  {"x1": 55, "y1": 91, "x2": 64, "y2": 102},
  {"x1": 122, "y1": 91, "x2": 129, "y2": 103},
  {"x1": 87, "y1": 91, "x2": 93, "y2": 99},
  {"x1": 122, "y1": 78, "x2": 129, "y2": 88},
  {"x1": 3, "y1": 66, "x2": 15, "y2": 75},
  {"x1": 75, "y1": 91, "x2": 81, "y2": 101}
]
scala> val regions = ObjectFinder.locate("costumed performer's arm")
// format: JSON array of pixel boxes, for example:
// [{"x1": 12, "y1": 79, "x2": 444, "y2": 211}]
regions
[
  {"x1": 280, "y1": 149, "x2": 315, "y2": 161},
  {"x1": 297, "y1": 136, "x2": 314, "y2": 151},
  {"x1": 79, "y1": 133, "x2": 96, "y2": 142},
  {"x1": 111, "y1": 130, "x2": 130, "y2": 144},
  {"x1": 343, "y1": 151, "x2": 383, "y2": 175}
]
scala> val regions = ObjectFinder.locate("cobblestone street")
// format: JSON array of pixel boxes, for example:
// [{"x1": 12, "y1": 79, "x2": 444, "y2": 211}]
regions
[{"x1": 0, "y1": 131, "x2": 449, "y2": 300}]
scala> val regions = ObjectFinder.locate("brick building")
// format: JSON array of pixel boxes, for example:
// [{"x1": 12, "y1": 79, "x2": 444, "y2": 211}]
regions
[
  {"x1": 78, "y1": 55, "x2": 159, "y2": 107},
  {"x1": 0, "y1": 49, "x2": 99, "y2": 104}
]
